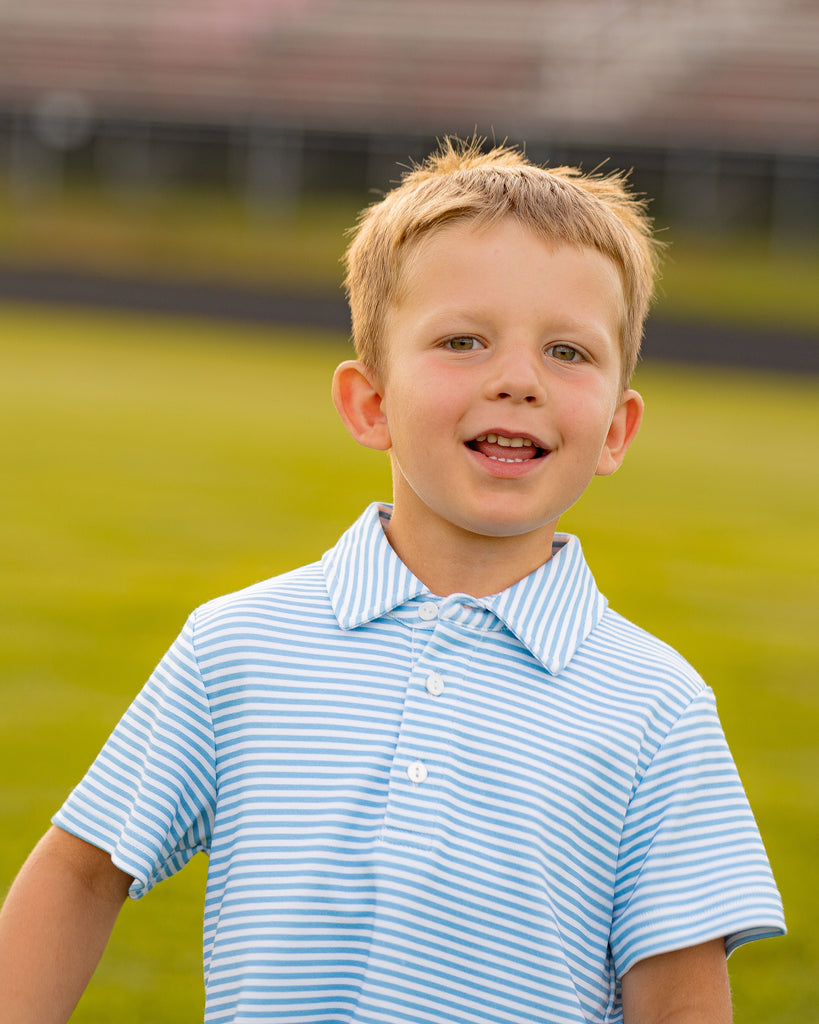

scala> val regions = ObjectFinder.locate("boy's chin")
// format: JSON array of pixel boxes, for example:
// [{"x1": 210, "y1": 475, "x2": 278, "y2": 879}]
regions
[{"x1": 457, "y1": 515, "x2": 561, "y2": 542}]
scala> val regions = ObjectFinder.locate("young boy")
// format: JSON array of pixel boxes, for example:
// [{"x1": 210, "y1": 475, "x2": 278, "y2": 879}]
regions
[{"x1": 0, "y1": 140, "x2": 784, "y2": 1023}]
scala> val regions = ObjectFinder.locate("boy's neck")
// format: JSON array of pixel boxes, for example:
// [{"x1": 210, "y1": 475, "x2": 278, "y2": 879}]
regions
[{"x1": 382, "y1": 506, "x2": 558, "y2": 598}]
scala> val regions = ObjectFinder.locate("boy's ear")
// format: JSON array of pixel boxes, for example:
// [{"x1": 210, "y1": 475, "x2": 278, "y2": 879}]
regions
[
  {"x1": 595, "y1": 388, "x2": 644, "y2": 476},
  {"x1": 332, "y1": 360, "x2": 392, "y2": 451}
]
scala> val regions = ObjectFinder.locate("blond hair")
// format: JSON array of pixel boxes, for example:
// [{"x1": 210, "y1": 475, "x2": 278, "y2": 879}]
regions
[{"x1": 343, "y1": 138, "x2": 663, "y2": 390}]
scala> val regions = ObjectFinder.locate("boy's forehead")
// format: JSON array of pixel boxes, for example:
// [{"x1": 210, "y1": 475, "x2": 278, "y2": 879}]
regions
[{"x1": 393, "y1": 216, "x2": 625, "y2": 308}]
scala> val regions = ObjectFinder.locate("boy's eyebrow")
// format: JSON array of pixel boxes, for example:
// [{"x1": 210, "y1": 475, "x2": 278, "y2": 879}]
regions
[
  {"x1": 415, "y1": 306, "x2": 621, "y2": 342},
  {"x1": 420, "y1": 307, "x2": 488, "y2": 326}
]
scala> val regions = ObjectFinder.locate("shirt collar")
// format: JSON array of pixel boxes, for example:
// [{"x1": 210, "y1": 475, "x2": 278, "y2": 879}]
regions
[
  {"x1": 321, "y1": 503, "x2": 607, "y2": 675},
  {"x1": 321, "y1": 504, "x2": 427, "y2": 628}
]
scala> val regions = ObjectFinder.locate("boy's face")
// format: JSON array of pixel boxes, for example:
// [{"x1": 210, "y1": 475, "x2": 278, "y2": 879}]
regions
[{"x1": 334, "y1": 216, "x2": 643, "y2": 586}]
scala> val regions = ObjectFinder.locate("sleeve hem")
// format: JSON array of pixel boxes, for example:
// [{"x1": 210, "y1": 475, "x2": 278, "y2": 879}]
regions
[
  {"x1": 616, "y1": 918, "x2": 787, "y2": 978},
  {"x1": 725, "y1": 924, "x2": 787, "y2": 957},
  {"x1": 51, "y1": 811, "x2": 152, "y2": 901}
]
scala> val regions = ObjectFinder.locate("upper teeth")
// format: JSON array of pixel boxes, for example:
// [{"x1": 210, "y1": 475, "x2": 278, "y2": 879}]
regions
[{"x1": 476, "y1": 434, "x2": 534, "y2": 448}]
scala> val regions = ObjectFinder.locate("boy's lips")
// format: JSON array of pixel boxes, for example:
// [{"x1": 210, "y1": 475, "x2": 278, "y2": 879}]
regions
[{"x1": 466, "y1": 430, "x2": 550, "y2": 463}]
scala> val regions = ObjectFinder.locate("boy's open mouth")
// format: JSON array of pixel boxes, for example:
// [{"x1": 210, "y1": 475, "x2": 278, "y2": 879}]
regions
[{"x1": 467, "y1": 433, "x2": 549, "y2": 463}]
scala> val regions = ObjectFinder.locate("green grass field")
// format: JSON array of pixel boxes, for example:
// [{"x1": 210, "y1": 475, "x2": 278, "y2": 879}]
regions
[{"x1": 1, "y1": 304, "x2": 816, "y2": 1022}]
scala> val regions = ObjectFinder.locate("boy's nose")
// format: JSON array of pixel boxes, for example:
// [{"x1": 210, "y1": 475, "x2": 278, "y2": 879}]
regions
[{"x1": 485, "y1": 349, "x2": 546, "y2": 404}]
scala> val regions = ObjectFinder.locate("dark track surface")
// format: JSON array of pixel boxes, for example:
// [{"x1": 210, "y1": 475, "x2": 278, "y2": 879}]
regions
[{"x1": 2, "y1": 265, "x2": 818, "y2": 374}]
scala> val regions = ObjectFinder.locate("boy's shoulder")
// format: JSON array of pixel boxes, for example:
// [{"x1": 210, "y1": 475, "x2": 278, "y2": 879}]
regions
[
  {"x1": 192, "y1": 559, "x2": 331, "y2": 631},
  {"x1": 184, "y1": 504, "x2": 397, "y2": 643},
  {"x1": 588, "y1": 604, "x2": 709, "y2": 712}
]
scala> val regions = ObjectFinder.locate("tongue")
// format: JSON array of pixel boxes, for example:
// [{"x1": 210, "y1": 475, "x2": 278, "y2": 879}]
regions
[{"x1": 472, "y1": 439, "x2": 538, "y2": 461}]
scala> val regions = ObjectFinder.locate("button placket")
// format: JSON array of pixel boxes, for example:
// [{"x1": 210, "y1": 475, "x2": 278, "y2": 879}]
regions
[{"x1": 381, "y1": 607, "x2": 472, "y2": 845}]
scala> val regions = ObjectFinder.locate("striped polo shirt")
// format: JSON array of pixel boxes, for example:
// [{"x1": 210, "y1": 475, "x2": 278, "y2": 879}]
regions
[{"x1": 55, "y1": 503, "x2": 785, "y2": 1023}]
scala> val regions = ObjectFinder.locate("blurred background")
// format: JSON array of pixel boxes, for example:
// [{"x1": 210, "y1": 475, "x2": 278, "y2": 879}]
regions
[
  {"x1": 0, "y1": 2, "x2": 817, "y2": 1022},
  {"x1": 0, "y1": 0, "x2": 817, "y2": 355}
]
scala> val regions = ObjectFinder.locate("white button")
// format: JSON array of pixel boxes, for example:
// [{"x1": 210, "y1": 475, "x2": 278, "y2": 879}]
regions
[
  {"x1": 406, "y1": 760, "x2": 428, "y2": 784},
  {"x1": 418, "y1": 602, "x2": 438, "y2": 621},
  {"x1": 425, "y1": 672, "x2": 445, "y2": 697}
]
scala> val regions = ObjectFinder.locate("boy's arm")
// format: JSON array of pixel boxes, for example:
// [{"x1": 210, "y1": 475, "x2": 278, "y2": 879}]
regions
[
  {"x1": 0, "y1": 825, "x2": 132, "y2": 1024},
  {"x1": 621, "y1": 938, "x2": 732, "y2": 1023}
]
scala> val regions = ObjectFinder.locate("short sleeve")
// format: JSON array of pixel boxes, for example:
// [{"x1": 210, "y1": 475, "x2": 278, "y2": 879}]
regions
[
  {"x1": 53, "y1": 613, "x2": 217, "y2": 899},
  {"x1": 610, "y1": 687, "x2": 785, "y2": 975}
]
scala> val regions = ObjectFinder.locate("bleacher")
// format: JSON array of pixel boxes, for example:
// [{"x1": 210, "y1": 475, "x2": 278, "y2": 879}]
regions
[
  {"x1": 0, "y1": 0, "x2": 816, "y2": 241},
  {"x1": 0, "y1": 0, "x2": 816, "y2": 148}
]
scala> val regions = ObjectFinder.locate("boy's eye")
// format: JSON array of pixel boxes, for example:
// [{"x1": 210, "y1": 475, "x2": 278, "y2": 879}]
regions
[
  {"x1": 444, "y1": 336, "x2": 483, "y2": 352},
  {"x1": 547, "y1": 343, "x2": 581, "y2": 362}
]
